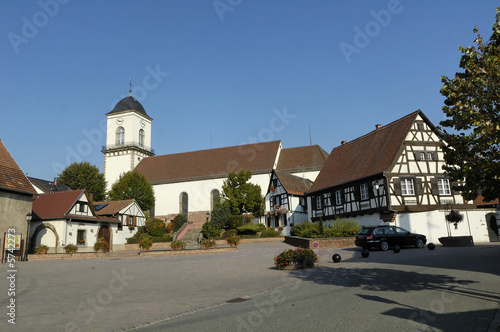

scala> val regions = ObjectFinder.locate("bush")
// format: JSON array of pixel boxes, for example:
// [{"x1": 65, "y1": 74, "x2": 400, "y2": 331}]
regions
[
  {"x1": 171, "y1": 240, "x2": 185, "y2": 250},
  {"x1": 172, "y1": 214, "x2": 188, "y2": 232},
  {"x1": 94, "y1": 238, "x2": 109, "y2": 252},
  {"x1": 261, "y1": 229, "x2": 281, "y2": 238},
  {"x1": 211, "y1": 202, "x2": 232, "y2": 229},
  {"x1": 274, "y1": 247, "x2": 318, "y2": 270},
  {"x1": 145, "y1": 218, "x2": 166, "y2": 237},
  {"x1": 236, "y1": 224, "x2": 263, "y2": 235},
  {"x1": 221, "y1": 229, "x2": 237, "y2": 239},
  {"x1": 202, "y1": 221, "x2": 221, "y2": 239},
  {"x1": 139, "y1": 237, "x2": 153, "y2": 250},
  {"x1": 330, "y1": 218, "x2": 361, "y2": 237},
  {"x1": 241, "y1": 234, "x2": 260, "y2": 239},
  {"x1": 290, "y1": 222, "x2": 319, "y2": 238},
  {"x1": 228, "y1": 215, "x2": 245, "y2": 229},
  {"x1": 64, "y1": 244, "x2": 78, "y2": 254}
]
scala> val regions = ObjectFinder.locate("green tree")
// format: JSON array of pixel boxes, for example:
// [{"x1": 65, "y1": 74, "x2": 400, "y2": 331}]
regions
[
  {"x1": 220, "y1": 170, "x2": 265, "y2": 218},
  {"x1": 59, "y1": 162, "x2": 107, "y2": 201},
  {"x1": 172, "y1": 213, "x2": 188, "y2": 232},
  {"x1": 439, "y1": 7, "x2": 500, "y2": 202},
  {"x1": 211, "y1": 201, "x2": 232, "y2": 229},
  {"x1": 108, "y1": 171, "x2": 155, "y2": 212}
]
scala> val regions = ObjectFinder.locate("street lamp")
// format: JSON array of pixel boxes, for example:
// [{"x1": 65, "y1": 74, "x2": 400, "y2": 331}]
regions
[
  {"x1": 25, "y1": 213, "x2": 32, "y2": 261},
  {"x1": 206, "y1": 212, "x2": 210, "y2": 222}
]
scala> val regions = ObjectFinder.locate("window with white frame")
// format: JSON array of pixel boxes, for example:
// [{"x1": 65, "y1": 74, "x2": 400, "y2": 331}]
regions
[
  {"x1": 116, "y1": 127, "x2": 125, "y2": 146},
  {"x1": 360, "y1": 184, "x2": 369, "y2": 200},
  {"x1": 401, "y1": 178, "x2": 415, "y2": 196},
  {"x1": 437, "y1": 178, "x2": 451, "y2": 195},
  {"x1": 316, "y1": 196, "x2": 322, "y2": 209},
  {"x1": 419, "y1": 152, "x2": 425, "y2": 161},
  {"x1": 335, "y1": 190, "x2": 342, "y2": 205}
]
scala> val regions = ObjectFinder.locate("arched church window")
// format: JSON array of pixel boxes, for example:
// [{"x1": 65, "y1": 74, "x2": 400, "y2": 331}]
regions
[
  {"x1": 139, "y1": 129, "x2": 145, "y2": 148},
  {"x1": 179, "y1": 192, "x2": 188, "y2": 216},
  {"x1": 116, "y1": 127, "x2": 125, "y2": 146},
  {"x1": 210, "y1": 189, "x2": 220, "y2": 211}
]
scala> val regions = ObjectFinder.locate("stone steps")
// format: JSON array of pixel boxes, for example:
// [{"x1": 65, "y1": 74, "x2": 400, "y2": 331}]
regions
[{"x1": 181, "y1": 229, "x2": 203, "y2": 248}]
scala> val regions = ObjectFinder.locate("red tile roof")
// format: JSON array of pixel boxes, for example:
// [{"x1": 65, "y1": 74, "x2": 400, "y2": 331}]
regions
[
  {"x1": 474, "y1": 195, "x2": 499, "y2": 206},
  {"x1": 309, "y1": 111, "x2": 422, "y2": 193},
  {"x1": 277, "y1": 145, "x2": 329, "y2": 173},
  {"x1": 135, "y1": 141, "x2": 282, "y2": 184},
  {"x1": 275, "y1": 171, "x2": 313, "y2": 195},
  {"x1": 32, "y1": 190, "x2": 116, "y2": 222},
  {"x1": 93, "y1": 199, "x2": 136, "y2": 215},
  {"x1": 0, "y1": 140, "x2": 35, "y2": 195}
]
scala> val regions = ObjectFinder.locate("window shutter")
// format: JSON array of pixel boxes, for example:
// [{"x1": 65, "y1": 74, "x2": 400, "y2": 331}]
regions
[
  {"x1": 368, "y1": 184, "x2": 375, "y2": 199},
  {"x1": 451, "y1": 181, "x2": 458, "y2": 194},
  {"x1": 432, "y1": 151, "x2": 438, "y2": 161},
  {"x1": 393, "y1": 178, "x2": 402, "y2": 196},
  {"x1": 430, "y1": 178, "x2": 439, "y2": 195},
  {"x1": 312, "y1": 196, "x2": 317, "y2": 210},
  {"x1": 414, "y1": 152, "x2": 421, "y2": 161},
  {"x1": 416, "y1": 178, "x2": 423, "y2": 195}
]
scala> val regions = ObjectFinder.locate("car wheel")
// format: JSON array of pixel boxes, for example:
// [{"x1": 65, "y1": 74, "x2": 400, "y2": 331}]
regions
[
  {"x1": 380, "y1": 241, "x2": 389, "y2": 251},
  {"x1": 415, "y1": 238, "x2": 424, "y2": 249}
]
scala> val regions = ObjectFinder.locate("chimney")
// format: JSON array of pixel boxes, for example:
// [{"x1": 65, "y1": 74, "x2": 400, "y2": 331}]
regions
[
  {"x1": 375, "y1": 124, "x2": 382, "y2": 130},
  {"x1": 54, "y1": 177, "x2": 59, "y2": 190},
  {"x1": 341, "y1": 140, "x2": 347, "y2": 145}
]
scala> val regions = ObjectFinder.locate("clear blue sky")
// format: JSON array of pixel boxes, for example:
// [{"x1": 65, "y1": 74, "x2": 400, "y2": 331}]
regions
[{"x1": 1, "y1": 1, "x2": 498, "y2": 181}]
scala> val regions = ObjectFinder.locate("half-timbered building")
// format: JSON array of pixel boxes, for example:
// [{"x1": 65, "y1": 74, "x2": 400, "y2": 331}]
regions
[{"x1": 307, "y1": 110, "x2": 494, "y2": 243}]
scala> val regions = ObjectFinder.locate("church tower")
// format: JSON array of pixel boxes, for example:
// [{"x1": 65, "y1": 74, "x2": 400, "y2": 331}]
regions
[{"x1": 102, "y1": 95, "x2": 154, "y2": 190}]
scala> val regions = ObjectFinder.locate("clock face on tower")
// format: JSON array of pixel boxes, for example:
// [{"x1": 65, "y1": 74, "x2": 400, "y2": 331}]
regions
[
  {"x1": 116, "y1": 118, "x2": 124, "y2": 125},
  {"x1": 140, "y1": 120, "x2": 145, "y2": 128}
]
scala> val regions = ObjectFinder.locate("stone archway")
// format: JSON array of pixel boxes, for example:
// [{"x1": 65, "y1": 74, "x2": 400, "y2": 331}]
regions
[
  {"x1": 31, "y1": 223, "x2": 60, "y2": 253},
  {"x1": 97, "y1": 223, "x2": 112, "y2": 252}
]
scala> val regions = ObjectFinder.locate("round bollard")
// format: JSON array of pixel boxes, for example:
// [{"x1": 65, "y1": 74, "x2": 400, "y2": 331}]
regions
[
  {"x1": 427, "y1": 243, "x2": 436, "y2": 250},
  {"x1": 361, "y1": 249, "x2": 370, "y2": 258},
  {"x1": 393, "y1": 245, "x2": 401, "y2": 253},
  {"x1": 332, "y1": 254, "x2": 341, "y2": 263}
]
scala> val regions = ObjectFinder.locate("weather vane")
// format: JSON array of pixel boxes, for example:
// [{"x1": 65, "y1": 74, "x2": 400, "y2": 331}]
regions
[{"x1": 129, "y1": 78, "x2": 133, "y2": 96}]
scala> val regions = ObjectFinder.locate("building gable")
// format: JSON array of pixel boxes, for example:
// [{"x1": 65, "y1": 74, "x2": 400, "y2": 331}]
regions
[{"x1": 0, "y1": 140, "x2": 35, "y2": 195}]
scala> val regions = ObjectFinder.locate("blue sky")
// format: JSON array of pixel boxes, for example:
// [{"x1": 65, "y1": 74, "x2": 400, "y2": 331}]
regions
[{"x1": 1, "y1": 1, "x2": 498, "y2": 181}]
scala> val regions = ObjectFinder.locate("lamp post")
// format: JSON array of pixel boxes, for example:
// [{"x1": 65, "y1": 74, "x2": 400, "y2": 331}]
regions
[
  {"x1": 206, "y1": 212, "x2": 210, "y2": 222},
  {"x1": 25, "y1": 213, "x2": 32, "y2": 261}
]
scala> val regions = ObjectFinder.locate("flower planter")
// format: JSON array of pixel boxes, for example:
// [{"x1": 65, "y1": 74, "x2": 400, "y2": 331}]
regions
[
  {"x1": 36, "y1": 249, "x2": 48, "y2": 254},
  {"x1": 438, "y1": 236, "x2": 474, "y2": 247}
]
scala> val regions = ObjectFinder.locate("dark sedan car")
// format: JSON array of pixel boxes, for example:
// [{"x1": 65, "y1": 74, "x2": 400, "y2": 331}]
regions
[{"x1": 355, "y1": 225, "x2": 427, "y2": 251}]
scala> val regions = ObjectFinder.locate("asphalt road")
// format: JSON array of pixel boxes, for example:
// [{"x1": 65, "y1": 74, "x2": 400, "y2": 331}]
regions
[
  {"x1": 1, "y1": 241, "x2": 499, "y2": 332},
  {"x1": 128, "y1": 245, "x2": 500, "y2": 332}
]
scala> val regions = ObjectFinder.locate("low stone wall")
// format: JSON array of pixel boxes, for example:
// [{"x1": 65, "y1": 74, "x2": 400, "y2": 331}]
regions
[
  {"x1": 28, "y1": 252, "x2": 108, "y2": 261},
  {"x1": 124, "y1": 242, "x2": 172, "y2": 251},
  {"x1": 139, "y1": 247, "x2": 236, "y2": 257},
  {"x1": 284, "y1": 236, "x2": 355, "y2": 249}
]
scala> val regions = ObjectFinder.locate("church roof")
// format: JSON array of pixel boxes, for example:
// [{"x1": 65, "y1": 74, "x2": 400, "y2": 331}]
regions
[
  {"x1": 0, "y1": 139, "x2": 35, "y2": 195},
  {"x1": 309, "y1": 110, "x2": 428, "y2": 193},
  {"x1": 107, "y1": 96, "x2": 152, "y2": 120},
  {"x1": 135, "y1": 141, "x2": 282, "y2": 185},
  {"x1": 276, "y1": 145, "x2": 329, "y2": 173}
]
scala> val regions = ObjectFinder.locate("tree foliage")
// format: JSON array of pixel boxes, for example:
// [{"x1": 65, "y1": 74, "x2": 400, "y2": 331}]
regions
[
  {"x1": 108, "y1": 171, "x2": 155, "y2": 212},
  {"x1": 211, "y1": 201, "x2": 232, "y2": 229},
  {"x1": 59, "y1": 162, "x2": 107, "y2": 201},
  {"x1": 220, "y1": 170, "x2": 265, "y2": 218},
  {"x1": 439, "y1": 7, "x2": 500, "y2": 201}
]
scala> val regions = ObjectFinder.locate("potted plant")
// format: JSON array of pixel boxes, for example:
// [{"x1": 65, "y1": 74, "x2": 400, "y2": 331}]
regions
[
  {"x1": 139, "y1": 237, "x2": 153, "y2": 251},
  {"x1": 201, "y1": 238, "x2": 216, "y2": 249},
  {"x1": 439, "y1": 209, "x2": 474, "y2": 247},
  {"x1": 274, "y1": 247, "x2": 318, "y2": 270},
  {"x1": 445, "y1": 209, "x2": 464, "y2": 229},
  {"x1": 226, "y1": 233, "x2": 241, "y2": 247},
  {"x1": 170, "y1": 240, "x2": 185, "y2": 250},
  {"x1": 35, "y1": 244, "x2": 49, "y2": 254},
  {"x1": 64, "y1": 244, "x2": 78, "y2": 254},
  {"x1": 94, "y1": 238, "x2": 110, "y2": 252}
]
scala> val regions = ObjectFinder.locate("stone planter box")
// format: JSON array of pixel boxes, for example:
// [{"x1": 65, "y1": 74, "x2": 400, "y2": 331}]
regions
[
  {"x1": 284, "y1": 236, "x2": 355, "y2": 249},
  {"x1": 438, "y1": 236, "x2": 474, "y2": 247}
]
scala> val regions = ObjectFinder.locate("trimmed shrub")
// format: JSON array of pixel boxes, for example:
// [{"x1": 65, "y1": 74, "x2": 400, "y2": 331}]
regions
[
  {"x1": 145, "y1": 218, "x2": 166, "y2": 237},
  {"x1": 139, "y1": 237, "x2": 153, "y2": 250},
  {"x1": 228, "y1": 215, "x2": 245, "y2": 229},
  {"x1": 236, "y1": 224, "x2": 262, "y2": 235},
  {"x1": 274, "y1": 247, "x2": 318, "y2": 269},
  {"x1": 261, "y1": 229, "x2": 281, "y2": 237},
  {"x1": 202, "y1": 221, "x2": 221, "y2": 239},
  {"x1": 290, "y1": 222, "x2": 319, "y2": 238},
  {"x1": 172, "y1": 214, "x2": 188, "y2": 232}
]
